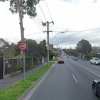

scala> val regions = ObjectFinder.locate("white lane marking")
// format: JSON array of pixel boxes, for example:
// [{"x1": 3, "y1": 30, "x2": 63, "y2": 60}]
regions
[
  {"x1": 72, "y1": 74, "x2": 77, "y2": 83},
  {"x1": 72, "y1": 60, "x2": 100, "y2": 78}
]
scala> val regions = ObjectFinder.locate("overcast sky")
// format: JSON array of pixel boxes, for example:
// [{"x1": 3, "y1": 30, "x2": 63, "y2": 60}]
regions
[{"x1": 0, "y1": 0, "x2": 100, "y2": 49}]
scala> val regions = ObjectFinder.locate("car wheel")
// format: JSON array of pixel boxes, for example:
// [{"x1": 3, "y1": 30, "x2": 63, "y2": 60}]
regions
[
  {"x1": 94, "y1": 62, "x2": 96, "y2": 65},
  {"x1": 92, "y1": 85, "x2": 98, "y2": 96}
]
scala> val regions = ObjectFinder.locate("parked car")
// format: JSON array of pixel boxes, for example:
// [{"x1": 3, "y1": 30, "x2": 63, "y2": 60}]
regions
[
  {"x1": 92, "y1": 80, "x2": 100, "y2": 97},
  {"x1": 58, "y1": 59, "x2": 64, "y2": 64},
  {"x1": 90, "y1": 57, "x2": 100, "y2": 65}
]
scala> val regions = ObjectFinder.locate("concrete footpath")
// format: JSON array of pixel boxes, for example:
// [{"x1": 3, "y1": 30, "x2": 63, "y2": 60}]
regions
[{"x1": 0, "y1": 63, "x2": 47, "y2": 91}]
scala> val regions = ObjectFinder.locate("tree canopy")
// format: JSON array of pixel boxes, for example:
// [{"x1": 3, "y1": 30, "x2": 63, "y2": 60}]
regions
[
  {"x1": 76, "y1": 39, "x2": 92, "y2": 54},
  {"x1": 9, "y1": 0, "x2": 40, "y2": 18}
]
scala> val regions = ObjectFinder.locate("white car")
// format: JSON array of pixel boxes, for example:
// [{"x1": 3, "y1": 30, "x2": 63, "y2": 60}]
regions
[{"x1": 90, "y1": 57, "x2": 100, "y2": 65}]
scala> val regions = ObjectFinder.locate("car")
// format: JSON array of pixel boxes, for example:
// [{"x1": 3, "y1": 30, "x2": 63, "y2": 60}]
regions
[
  {"x1": 73, "y1": 57, "x2": 78, "y2": 60},
  {"x1": 90, "y1": 57, "x2": 100, "y2": 65},
  {"x1": 58, "y1": 59, "x2": 64, "y2": 64},
  {"x1": 92, "y1": 80, "x2": 100, "y2": 97}
]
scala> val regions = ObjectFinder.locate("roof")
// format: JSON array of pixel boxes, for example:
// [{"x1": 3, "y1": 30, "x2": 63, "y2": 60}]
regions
[{"x1": 0, "y1": 38, "x2": 9, "y2": 47}]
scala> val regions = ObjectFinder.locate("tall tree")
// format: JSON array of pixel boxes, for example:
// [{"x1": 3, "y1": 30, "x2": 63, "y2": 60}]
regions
[
  {"x1": 77, "y1": 39, "x2": 92, "y2": 57},
  {"x1": 9, "y1": 0, "x2": 40, "y2": 41}
]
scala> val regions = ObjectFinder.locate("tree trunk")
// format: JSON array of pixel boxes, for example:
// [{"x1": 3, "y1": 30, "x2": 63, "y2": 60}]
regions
[
  {"x1": 17, "y1": 0, "x2": 24, "y2": 54},
  {"x1": 18, "y1": 0, "x2": 24, "y2": 41}
]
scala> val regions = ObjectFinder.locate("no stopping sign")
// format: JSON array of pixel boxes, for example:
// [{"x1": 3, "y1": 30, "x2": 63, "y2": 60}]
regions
[{"x1": 19, "y1": 42, "x2": 27, "y2": 50}]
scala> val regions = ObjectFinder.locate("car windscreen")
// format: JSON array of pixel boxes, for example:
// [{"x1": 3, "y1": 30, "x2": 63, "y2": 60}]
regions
[
  {"x1": 95, "y1": 59, "x2": 99, "y2": 60},
  {"x1": 59, "y1": 59, "x2": 63, "y2": 61}
]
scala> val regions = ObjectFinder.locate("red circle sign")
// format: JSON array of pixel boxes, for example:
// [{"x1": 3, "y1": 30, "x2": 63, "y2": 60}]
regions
[{"x1": 19, "y1": 42, "x2": 27, "y2": 50}]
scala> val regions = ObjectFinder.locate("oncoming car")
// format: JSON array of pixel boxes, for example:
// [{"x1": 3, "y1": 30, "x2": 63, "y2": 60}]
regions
[
  {"x1": 58, "y1": 59, "x2": 64, "y2": 64},
  {"x1": 92, "y1": 80, "x2": 100, "y2": 97}
]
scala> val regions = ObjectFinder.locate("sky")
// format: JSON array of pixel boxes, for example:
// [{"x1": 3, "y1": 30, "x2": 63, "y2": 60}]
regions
[{"x1": 0, "y1": 0, "x2": 100, "y2": 49}]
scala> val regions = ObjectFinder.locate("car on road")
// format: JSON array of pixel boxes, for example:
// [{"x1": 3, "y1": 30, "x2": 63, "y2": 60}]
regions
[
  {"x1": 92, "y1": 80, "x2": 100, "y2": 97},
  {"x1": 90, "y1": 57, "x2": 100, "y2": 65},
  {"x1": 73, "y1": 57, "x2": 78, "y2": 60},
  {"x1": 58, "y1": 59, "x2": 64, "y2": 64}
]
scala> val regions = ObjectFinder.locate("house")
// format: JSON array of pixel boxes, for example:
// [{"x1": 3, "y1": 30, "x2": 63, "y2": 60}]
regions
[{"x1": 49, "y1": 44, "x2": 54, "y2": 52}]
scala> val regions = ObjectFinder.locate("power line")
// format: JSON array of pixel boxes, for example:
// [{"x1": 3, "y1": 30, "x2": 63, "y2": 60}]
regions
[
  {"x1": 25, "y1": 32, "x2": 43, "y2": 37},
  {"x1": 35, "y1": 18, "x2": 47, "y2": 31},
  {"x1": 36, "y1": 15, "x2": 43, "y2": 22},
  {"x1": 50, "y1": 32, "x2": 62, "y2": 43},
  {"x1": 44, "y1": 0, "x2": 53, "y2": 21},
  {"x1": 33, "y1": 19, "x2": 44, "y2": 32},
  {"x1": 38, "y1": 3, "x2": 47, "y2": 21},
  {"x1": 53, "y1": 27, "x2": 100, "y2": 33},
  {"x1": 8, "y1": 31, "x2": 43, "y2": 40}
]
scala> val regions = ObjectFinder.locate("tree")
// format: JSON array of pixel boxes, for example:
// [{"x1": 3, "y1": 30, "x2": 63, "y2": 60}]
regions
[
  {"x1": 40, "y1": 40, "x2": 46, "y2": 46},
  {"x1": 9, "y1": 0, "x2": 40, "y2": 42},
  {"x1": 49, "y1": 50, "x2": 54, "y2": 60},
  {"x1": 26, "y1": 39, "x2": 38, "y2": 56},
  {"x1": 64, "y1": 49, "x2": 78, "y2": 56},
  {"x1": 38, "y1": 40, "x2": 47, "y2": 57},
  {"x1": 77, "y1": 39, "x2": 92, "y2": 58}
]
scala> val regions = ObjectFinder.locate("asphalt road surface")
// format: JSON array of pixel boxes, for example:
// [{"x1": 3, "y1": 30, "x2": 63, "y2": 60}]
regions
[{"x1": 25, "y1": 57, "x2": 100, "y2": 100}]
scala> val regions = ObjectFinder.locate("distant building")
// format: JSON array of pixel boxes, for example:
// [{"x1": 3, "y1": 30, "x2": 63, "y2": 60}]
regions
[
  {"x1": 0, "y1": 38, "x2": 8, "y2": 48},
  {"x1": 49, "y1": 44, "x2": 54, "y2": 52}
]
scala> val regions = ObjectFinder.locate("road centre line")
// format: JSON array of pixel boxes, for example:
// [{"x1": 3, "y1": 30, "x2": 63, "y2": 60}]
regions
[
  {"x1": 72, "y1": 74, "x2": 77, "y2": 83},
  {"x1": 72, "y1": 60, "x2": 100, "y2": 78}
]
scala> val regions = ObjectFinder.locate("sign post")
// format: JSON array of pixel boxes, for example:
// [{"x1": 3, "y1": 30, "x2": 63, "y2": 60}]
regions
[{"x1": 19, "y1": 42, "x2": 27, "y2": 80}]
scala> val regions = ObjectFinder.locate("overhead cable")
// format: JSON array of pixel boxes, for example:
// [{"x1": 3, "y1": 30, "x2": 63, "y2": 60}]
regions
[
  {"x1": 38, "y1": 3, "x2": 47, "y2": 21},
  {"x1": 44, "y1": 0, "x2": 53, "y2": 21},
  {"x1": 53, "y1": 27, "x2": 100, "y2": 33}
]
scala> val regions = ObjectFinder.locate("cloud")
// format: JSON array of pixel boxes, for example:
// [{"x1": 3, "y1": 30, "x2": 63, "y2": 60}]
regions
[
  {"x1": 61, "y1": 0, "x2": 79, "y2": 3},
  {"x1": 93, "y1": 0, "x2": 97, "y2": 3}
]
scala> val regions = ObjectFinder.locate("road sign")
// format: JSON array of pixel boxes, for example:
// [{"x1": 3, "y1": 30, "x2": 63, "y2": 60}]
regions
[{"x1": 19, "y1": 42, "x2": 27, "y2": 50}]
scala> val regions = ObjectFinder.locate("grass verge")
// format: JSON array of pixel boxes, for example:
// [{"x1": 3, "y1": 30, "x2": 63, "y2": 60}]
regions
[{"x1": 0, "y1": 61, "x2": 55, "y2": 100}]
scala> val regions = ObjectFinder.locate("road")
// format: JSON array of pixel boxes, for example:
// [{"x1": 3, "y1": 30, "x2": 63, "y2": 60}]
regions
[{"x1": 24, "y1": 57, "x2": 100, "y2": 100}]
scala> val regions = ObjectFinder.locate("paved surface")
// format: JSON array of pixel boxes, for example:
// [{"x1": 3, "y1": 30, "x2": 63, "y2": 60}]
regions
[
  {"x1": 0, "y1": 63, "x2": 47, "y2": 91},
  {"x1": 24, "y1": 57, "x2": 100, "y2": 100}
]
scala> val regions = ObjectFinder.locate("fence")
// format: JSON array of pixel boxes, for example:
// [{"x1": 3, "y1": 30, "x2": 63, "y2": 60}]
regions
[{"x1": 4, "y1": 56, "x2": 47, "y2": 76}]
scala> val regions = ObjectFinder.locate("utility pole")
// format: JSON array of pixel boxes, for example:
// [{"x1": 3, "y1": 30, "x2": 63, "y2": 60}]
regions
[
  {"x1": 42, "y1": 21, "x2": 54, "y2": 67},
  {"x1": 47, "y1": 21, "x2": 49, "y2": 67}
]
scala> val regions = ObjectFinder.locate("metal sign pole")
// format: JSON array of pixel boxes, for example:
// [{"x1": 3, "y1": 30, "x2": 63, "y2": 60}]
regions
[
  {"x1": 19, "y1": 42, "x2": 27, "y2": 80},
  {"x1": 23, "y1": 50, "x2": 25, "y2": 80}
]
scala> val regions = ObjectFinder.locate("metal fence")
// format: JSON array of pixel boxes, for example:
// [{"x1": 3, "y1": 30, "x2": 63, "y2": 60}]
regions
[{"x1": 4, "y1": 57, "x2": 47, "y2": 76}]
